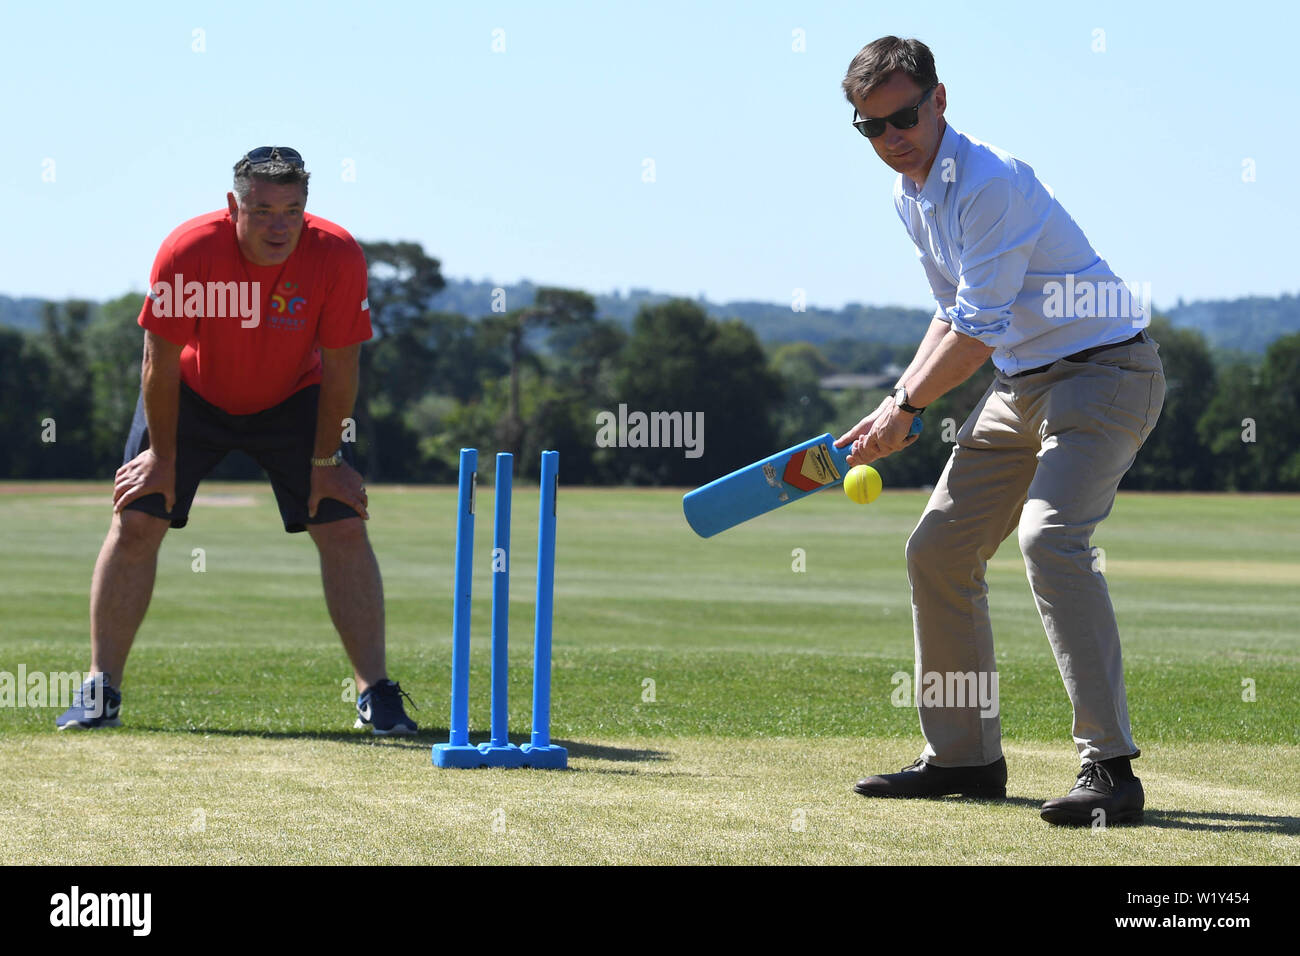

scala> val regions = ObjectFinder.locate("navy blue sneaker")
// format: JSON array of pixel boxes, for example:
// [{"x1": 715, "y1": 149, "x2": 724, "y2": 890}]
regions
[
  {"x1": 55, "y1": 674, "x2": 122, "y2": 730},
  {"x1": 355, "y1": 679, "x2": 418, "y2": 736}
]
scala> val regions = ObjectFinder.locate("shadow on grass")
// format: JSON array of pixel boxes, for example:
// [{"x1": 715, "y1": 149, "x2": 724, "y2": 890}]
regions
[
  {"x1": 129, "y1": 726, "x2": 667, "y2": 763},
  {"x1": 1143, "y1": 809, "x2": 1300, "y2": 834},
  {"x1": 993, "y1": 796, "x2": 1300, "y2": 833},
  {"x1": 132, "y1": 725, "x2": 438, "y2": 750},
  {"x1": 562, "y1": 740, "x2": 671, "y2": 763}
]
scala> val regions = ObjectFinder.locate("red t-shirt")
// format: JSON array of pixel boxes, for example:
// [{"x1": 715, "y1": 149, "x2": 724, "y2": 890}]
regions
[{"x1": 137, "y1": 209, "x2": 372, "y2": 414}]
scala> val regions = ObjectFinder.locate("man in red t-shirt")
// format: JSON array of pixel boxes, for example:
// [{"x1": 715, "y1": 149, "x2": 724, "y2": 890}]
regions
[{"x1": 56, "y1": 147, "x2": 417, "y2": 735}]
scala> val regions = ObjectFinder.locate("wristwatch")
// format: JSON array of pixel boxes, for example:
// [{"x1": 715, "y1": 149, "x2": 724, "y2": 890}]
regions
[
  {"x1": 311, "y1": 449, "x2": 343, "y2": 467},
  {"x1": 891, "y1": 385, "x2": 925, "y2": 416}
]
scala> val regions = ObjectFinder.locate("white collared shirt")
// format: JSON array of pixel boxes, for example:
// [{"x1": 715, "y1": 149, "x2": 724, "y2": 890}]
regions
[{"x1": 894, "y1": 124, "x2": 1147, "y2": 375}]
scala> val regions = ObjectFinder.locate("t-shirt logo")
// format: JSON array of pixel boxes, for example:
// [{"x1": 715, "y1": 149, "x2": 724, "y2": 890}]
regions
[
  {"x1": 270, "y1": 280, "x2": 307, "y2": 315},
  {"x1": 269, "y1": 280, "x2": 308, "y2": 330}
]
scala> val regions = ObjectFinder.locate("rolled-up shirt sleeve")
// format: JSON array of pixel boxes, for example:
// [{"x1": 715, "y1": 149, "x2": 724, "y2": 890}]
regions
[{"x1": 946, "y1": 177, "x2": 1043, "y2": 345}]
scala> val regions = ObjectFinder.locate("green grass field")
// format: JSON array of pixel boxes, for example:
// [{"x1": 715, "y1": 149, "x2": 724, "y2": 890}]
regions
[{"x1": 1, "y1": 481, "x2": 1297, "y2": 865}]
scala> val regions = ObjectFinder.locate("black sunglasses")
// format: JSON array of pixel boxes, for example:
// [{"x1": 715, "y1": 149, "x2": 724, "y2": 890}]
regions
[
  {"x1": 852, "y1": 87, "x2": 935, "y2": 139},
  {"x1": 240, "y1": 146, "x2": 304, "y2": 168}
]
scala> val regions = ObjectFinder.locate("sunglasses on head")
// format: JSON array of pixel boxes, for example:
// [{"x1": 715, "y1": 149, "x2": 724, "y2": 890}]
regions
[
  {"x1": 852, "y1": 86, "x2": 935, "y2": 139},
  {"x1": 240, "y1": 146, "x2": 304, "y2": 168}
]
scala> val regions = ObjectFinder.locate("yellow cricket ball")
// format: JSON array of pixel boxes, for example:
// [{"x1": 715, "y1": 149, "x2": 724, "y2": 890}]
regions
[{"x1": 844, "y1": 465, "x2": 882, "y2": 504}]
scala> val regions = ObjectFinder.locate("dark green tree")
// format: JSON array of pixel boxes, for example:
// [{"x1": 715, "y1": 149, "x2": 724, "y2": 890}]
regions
[
  {"x1": 358, "y1": 241, "x2": 448, "y2": 337},
  {"x1": 612, "y1": 299, "x2": 783, "y2": 485},
  {"x1": 1253, "y1": 333, "x2": 1300, "y2": 488},
  {"x1": 480, "y1": 287, "x2": 598, "y2": 460},
  {"x1": 1123, "y1": 318, "x2": 1216, "y2": 490},
  {"x1": 769, "y1": 342, "x2": 837, "y2": 449},
  {"x1": 23, "y1": 301, "x2": 96, "y2": 477},
  {"x1": 86, "y1": 293, "x2": 147, "y2": 471},
  {"x1": 355, "y1": 241, "x2": 447, "y2": 480},
  {"x1": 527, "y1": 317, "x2": 627, "y2": 483},
  {"x1": 0, "y1": 327, "x2": 53, "y2": 477},
  {"x1": 1197, "y1": 362, "x2": 1264, "y2": 490}
]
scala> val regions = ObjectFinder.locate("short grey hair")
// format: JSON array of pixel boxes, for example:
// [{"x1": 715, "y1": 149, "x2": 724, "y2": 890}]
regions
[{"x1": 232, "y1": 155, "x2": 310, "y2": 203}]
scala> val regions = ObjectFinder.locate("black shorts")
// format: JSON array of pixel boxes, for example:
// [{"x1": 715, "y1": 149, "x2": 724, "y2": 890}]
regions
[{"x1": 122, "y1": 383, "x2": 360, "y2": 533}]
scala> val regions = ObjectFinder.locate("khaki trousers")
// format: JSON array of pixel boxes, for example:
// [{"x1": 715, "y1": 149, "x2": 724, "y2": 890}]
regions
[{"x1": 906, "y1": 334, "x2": 1165, "y2": 766}]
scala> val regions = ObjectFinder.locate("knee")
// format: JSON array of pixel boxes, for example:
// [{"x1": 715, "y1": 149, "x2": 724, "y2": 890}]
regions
[
  {"x1": 111, "y1": 511, "x2": 168, "y2": 558},
  {"x1": 1017, "y1": 520, "x2": 1083, "y2": 570},
  {"x1": 906, "y1": 512, "x2": 952, "y2": 573},
  {"x1": 308, "y1": 517, "x2": 369, "y2": 553}
]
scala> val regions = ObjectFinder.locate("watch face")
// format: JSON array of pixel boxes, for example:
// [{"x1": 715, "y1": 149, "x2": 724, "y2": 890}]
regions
[{"x1": 893, "y1": 388, "x2": 920, "y2": 413}]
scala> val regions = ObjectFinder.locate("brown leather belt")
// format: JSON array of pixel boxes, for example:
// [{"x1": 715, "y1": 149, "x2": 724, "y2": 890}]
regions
[{"x1": 1010, "y1": 331, "x2": 1145, "y2": 378}]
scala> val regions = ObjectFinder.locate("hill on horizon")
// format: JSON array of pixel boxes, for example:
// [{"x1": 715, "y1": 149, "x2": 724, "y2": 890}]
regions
[{"x1": 3, "y1": 282, "x2": 1297, "y2": 354}]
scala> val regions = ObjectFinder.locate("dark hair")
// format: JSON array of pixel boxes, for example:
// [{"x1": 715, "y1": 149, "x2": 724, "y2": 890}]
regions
[
  {"x1": 232, "y1": 156, "x2": 310, "y2": 203},
  {"x1": 842, "y1": 36, "x2": 939, "y2": 104}
]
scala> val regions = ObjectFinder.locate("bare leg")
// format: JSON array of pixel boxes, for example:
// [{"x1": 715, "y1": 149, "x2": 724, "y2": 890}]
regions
[
  {"x1": 89, "y1": 510, "x2": 171, "y2": 684},
  {"x1": 308, "y1": 517, "x2": 386, "y2": 692}
]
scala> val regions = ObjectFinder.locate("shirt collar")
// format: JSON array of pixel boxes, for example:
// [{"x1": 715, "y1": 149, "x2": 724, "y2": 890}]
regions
[{"x1": 900, "y1": 122, "x2": 961, "y2": 209}]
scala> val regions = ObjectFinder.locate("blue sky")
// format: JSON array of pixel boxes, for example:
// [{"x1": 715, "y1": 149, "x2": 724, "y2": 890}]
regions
[{"x1": 2, "y1": 0, "x2": 1295, "y2": 311}]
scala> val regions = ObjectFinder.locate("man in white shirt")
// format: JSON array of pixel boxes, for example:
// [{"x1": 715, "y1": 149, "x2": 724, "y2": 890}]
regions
[{"x1": 835, "y1": 36, "x2": 1165, "y2": 826}]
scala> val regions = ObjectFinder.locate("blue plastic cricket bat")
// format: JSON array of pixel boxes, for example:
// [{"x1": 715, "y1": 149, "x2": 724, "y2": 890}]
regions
[{"x1": 682, "y1": 419, "x2": 923, "y2": 538}]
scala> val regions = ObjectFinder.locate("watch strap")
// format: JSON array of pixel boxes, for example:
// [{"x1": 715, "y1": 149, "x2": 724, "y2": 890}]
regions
[
  {"x1": 311, "y1": 449, "x2": 343, "y2": 467},
  {"x1": 892, "y1": 386, "x2": 925, "y2": 416}
]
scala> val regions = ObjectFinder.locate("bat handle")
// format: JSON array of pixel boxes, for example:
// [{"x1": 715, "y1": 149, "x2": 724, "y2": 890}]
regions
[{"x1": 904, "y1": 415, "x2": 924, "y2": 444}]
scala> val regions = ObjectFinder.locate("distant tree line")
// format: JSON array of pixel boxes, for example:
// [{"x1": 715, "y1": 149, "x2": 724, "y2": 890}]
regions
[{"x1": 2, "y1": 242, "x2": 1297, "y2": 490}]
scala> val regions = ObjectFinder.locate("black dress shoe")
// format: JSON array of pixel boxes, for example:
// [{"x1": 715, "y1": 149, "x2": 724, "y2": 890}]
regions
[
  {"x1": 1040, "y1": 761, "x2": 1144, "y2": 826},
  {"x1": 853, "y1": 756, "x2": 1007, "y2": 799}
]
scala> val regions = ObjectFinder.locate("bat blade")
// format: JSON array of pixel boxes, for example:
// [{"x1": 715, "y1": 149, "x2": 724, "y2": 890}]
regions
[{"x1": 682, "y1": 420, "x2": 921, "y2": 538}]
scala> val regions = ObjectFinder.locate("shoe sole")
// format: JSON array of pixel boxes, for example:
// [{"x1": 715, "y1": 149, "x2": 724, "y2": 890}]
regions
[
  {"x1": 57, "y1": 718, "x2": 122, "y2": 731},
  {"x1": 1040, "y1": 808, "x2": 1145, "y2": 826},
  {"x1": 354, "y1": 718, "x2": 417, "y2": 736},
  {"x1": 855, "y1": 786, "x2": 1007, "y2": 800}
]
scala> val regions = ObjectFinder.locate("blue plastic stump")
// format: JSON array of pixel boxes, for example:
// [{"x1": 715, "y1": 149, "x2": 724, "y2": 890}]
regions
[
  {"x1": 475, "y1": 453, "x2": 524, "y2": 765},
  {"x1": 519, "y1": 450, "x2": 567, "y2": 768},
  {"x1": 432, "y1": 449, "x2": 481, "y2": 767},
  {"x1": 433, "y1": 449, "x2": 566, "y2": 770}
]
